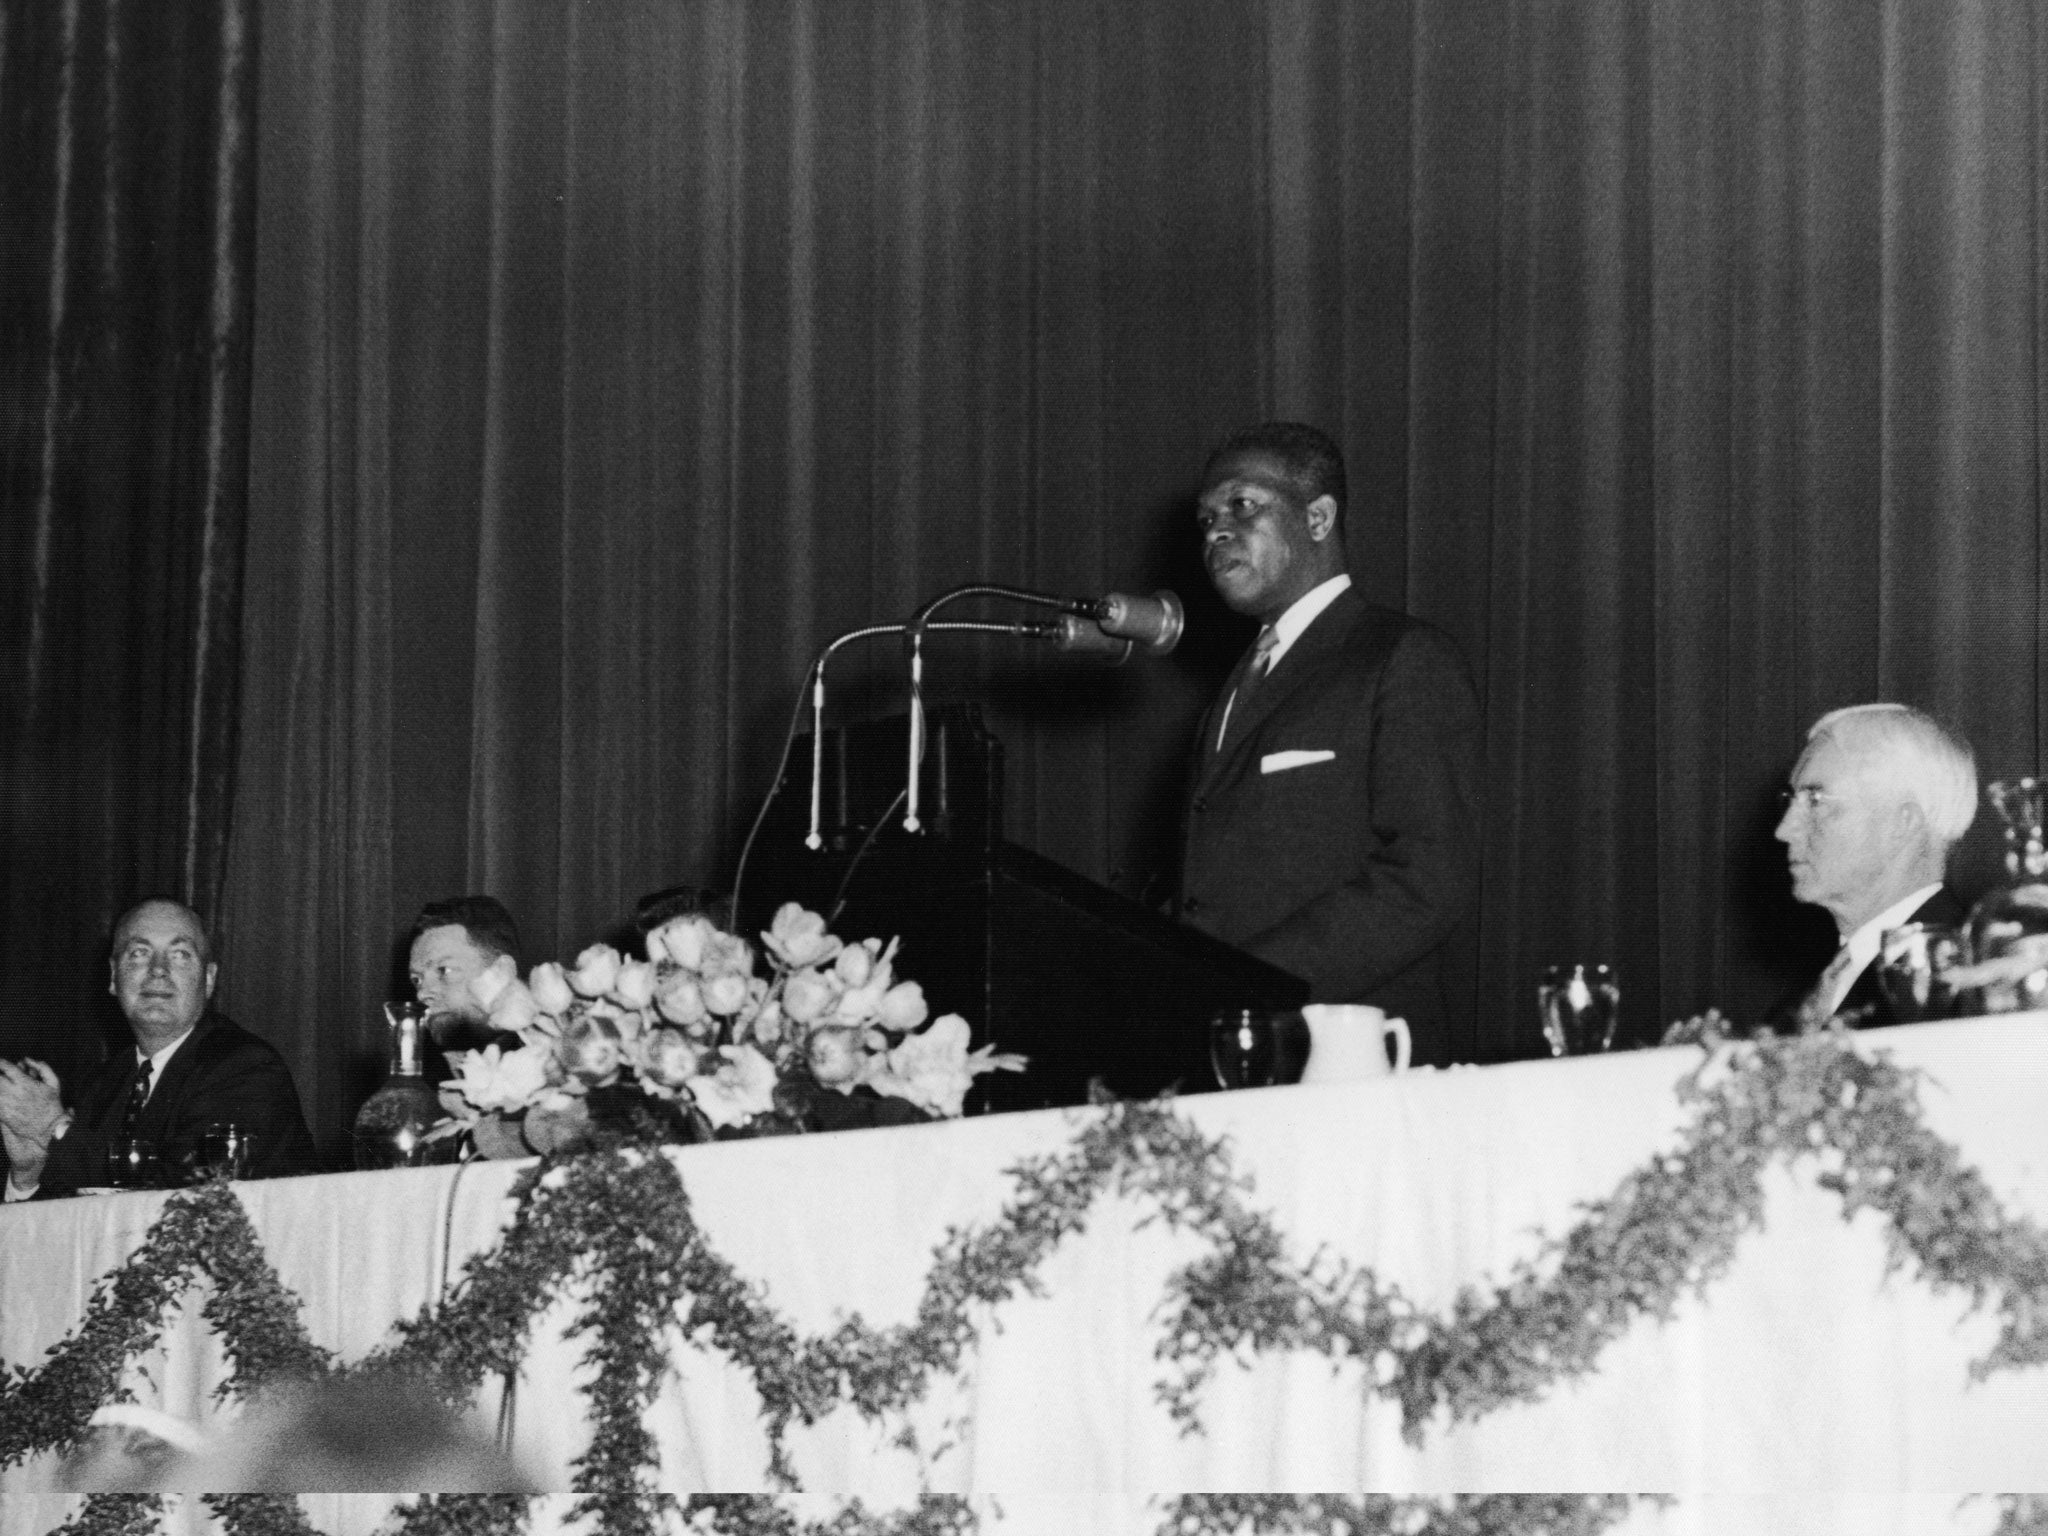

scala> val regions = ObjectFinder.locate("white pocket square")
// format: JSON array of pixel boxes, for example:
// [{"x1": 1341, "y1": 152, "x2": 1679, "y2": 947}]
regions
[{"x1": 1261, "y1": 749, "x2": 1336, "y2": 774}]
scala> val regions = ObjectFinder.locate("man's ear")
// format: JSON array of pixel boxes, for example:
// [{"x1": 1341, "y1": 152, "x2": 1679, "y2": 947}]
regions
[
  {"x1": 107, "y1": 962, "x2": 118, "y2": 999},
  {"x1": 203, "y1": 962, "x2": 218, "y2": 1003},
  {"x1": 1306, "y1": 494, "x2": 1338, "y2": 543}
]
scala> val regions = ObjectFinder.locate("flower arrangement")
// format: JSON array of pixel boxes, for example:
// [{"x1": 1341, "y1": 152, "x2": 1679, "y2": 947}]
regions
[{"x1": 434, "y1": 904, "x2": 1025, "y2": 1152}]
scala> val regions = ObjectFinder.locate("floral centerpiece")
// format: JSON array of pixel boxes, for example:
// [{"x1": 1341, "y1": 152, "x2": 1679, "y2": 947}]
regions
[{"x1": 433, "y1": 903, "x2": 1025, "y2": 1154}]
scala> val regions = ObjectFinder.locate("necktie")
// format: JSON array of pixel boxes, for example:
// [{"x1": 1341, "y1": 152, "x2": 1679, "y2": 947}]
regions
[
  {"x1": 1804, "y1": 946, "x2": 1861, "y2": 1027},
  {"x1": 120, "y1": 1058, "x2": 155, "y2": 1139},
  {"x1": 1215, "y1": 627, "x2": 1279, "y2": 752}
]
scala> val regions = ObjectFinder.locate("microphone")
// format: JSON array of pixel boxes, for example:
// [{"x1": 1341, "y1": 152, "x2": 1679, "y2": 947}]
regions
[
  {"x1": 1078, "y1": 590, "x2": 1183, "y2": 656},
  {"x1": 1047, "y1": 615, "x2": 1135, "y2": 665}
]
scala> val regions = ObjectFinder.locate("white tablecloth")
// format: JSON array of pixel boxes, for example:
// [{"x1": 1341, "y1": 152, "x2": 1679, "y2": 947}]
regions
[{"x1": 4, "y1": 1018, "x2": 2046, "y2": 1535}]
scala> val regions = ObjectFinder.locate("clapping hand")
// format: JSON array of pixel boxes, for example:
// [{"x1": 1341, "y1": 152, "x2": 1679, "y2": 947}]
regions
[{"x1": 0, "y1": 1057, "x2": 66, "y2": 1179}]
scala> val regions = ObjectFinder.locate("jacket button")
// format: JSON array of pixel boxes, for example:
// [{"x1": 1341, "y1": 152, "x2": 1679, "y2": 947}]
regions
[
  {"x1": 1183, "y1": 897, "x2": 1203, "y2": 914},
  {"x1": 1192, "y1": 795, "x2": 1209, "y2": 813}
]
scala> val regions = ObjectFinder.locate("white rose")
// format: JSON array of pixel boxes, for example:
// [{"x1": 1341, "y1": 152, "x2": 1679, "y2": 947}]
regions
[
  {"x1": 876, "y1": 980, "x2": 928, "y2": 1033},
  {"x1": 649, "y1": 915, "x2": 714, "y2": 971},
  {"x1": 529, "y1": 962, "x2": 576, "y2": 1017},
  {"x1": 612, "y1": 959, "x2": 658, "y2": 1010},
  {"x1": 702, "y1": 973, "x2": 750, "y2": 1016},
  {"x1": 831, "y1": 981, "x2": 888, "y2": 1025},
  {"x1": 781, "y1": 969, "x2": 836, "y2": 1024},
  {"x1": 570, "y1": 943, "x2": 623, "y2": 998},
  {"x1": 834, "y1": 944, "x2": 874, "y2": 988},
  {"x1": 485, "y1": 978, "x2": 539, "y2": 1037},
  {"x1": 656, "y1": 973, "x2": 708, "y2": 1026},
  {"x1": 762, "y1": 904, "x2": 842, "y2": 970},
  {"x1": 466, "y1": 957, "x2": 514, "y2": 1012},
  {"x1": 806, "y1": 1025, "x2": 868, "y2": 1090}
]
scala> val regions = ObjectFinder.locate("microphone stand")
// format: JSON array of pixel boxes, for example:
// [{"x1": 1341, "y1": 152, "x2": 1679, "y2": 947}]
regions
[
  {"x1": 902, "y1": 585, "x2": 1093, "y2": 832},
  {"x1": 727, "y1": 616, "x2": 1057, "y2": 933},
  {"x1": 806, "y1": 619, "x2": 1050, "y2": 848}
]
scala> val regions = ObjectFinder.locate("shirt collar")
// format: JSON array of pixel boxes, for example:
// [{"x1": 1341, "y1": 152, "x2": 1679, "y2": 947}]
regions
[
  {"x1": 137, "y1": 1025, "x2": 198, "y2": 1097},
  {"x1": 1839, "y1": 883, "x2": 1946, "y2": 977},
  {"x1": 1263, "y1": 573, "x2": 1352, "y2": 667}
]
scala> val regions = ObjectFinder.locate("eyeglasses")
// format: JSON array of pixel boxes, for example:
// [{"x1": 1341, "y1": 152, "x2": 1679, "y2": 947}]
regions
[{"x1": 1775, "y1": 786, "x2": 1841, "y2": 819}]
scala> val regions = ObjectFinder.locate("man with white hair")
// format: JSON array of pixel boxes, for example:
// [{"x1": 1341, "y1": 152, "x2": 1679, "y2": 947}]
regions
[{"x1": 1773, "y1": 702, "x2": 1977, "y2": 1029}]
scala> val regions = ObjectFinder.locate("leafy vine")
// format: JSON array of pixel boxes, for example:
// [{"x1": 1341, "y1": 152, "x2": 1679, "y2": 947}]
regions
[{"x1": 4, "y1": 1031, "x2": 2044, "y2": 1536}]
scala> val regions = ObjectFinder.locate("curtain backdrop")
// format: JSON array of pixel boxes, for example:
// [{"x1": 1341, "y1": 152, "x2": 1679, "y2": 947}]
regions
[
  {"x1": 200, "y1": 0, "x2": 2048, "y2": 1155},
  {"x1": 0, "y1": 0, "x2": 257, "y2": 1089}
]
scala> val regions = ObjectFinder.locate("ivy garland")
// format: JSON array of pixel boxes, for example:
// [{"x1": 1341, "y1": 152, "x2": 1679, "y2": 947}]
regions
[
  {"x1": 5, "y1": 1031, "x2": 2046, "y2": 1536},
  {"x1": 1156, "y1": 1495, "x2": 1657, "y2": 1536}
]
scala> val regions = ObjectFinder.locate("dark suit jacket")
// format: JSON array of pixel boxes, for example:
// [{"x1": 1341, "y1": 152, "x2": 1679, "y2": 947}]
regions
[
  {"x1": 1819, "y1": 885, "x2": 1972, "y2": 1031},
  {"x1": 1178, "y1": 589, "x2": 1483, "y2": 1064},
  {"x1": 21, "y1": 1010, "x2": 321, "y2": 1198}
]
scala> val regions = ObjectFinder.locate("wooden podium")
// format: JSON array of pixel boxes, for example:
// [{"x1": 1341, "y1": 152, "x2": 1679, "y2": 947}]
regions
[{"x1": 738, "y1": 705, "x2": 1308, "y2": 1111}]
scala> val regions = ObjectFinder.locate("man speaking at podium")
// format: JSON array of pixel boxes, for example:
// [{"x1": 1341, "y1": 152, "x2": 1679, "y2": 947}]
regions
[{"x1": 1178, "y1": 423, "x2": 1482, "y2": 1065}]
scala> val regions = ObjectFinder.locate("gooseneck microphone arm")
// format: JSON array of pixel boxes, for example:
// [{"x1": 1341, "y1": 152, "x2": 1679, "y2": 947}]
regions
[
  {"x1": 902, "y1": 585, "x2": 1085, "y2": 833},
  {"x1": 806, "y1": 619, "x2": 1048, "y2": 848}
]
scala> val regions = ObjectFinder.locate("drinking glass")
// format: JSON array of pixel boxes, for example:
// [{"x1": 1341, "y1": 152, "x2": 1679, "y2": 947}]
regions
[
  {"x1": 1539, "y1": 964, "x2": 1622, "y2": 1056},
  {"x1": 200, "y1": 1123, "x2": 258, "y2": 1181},
  {"x1": 1208, "y1": 1008, "x2": 1311, "y2": 1089},
  {"x1": 107, "y1": 1137, "x2": 159, "y2": 1190}
]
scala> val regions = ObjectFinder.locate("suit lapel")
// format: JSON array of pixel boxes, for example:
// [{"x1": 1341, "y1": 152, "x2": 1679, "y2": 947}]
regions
[
  {"x1": 132, "y1": 1015, "x2": 222, "y2": 1144},
  {"x1": 1196, "y1": 592, "x2": 1361, "y2": 793}
]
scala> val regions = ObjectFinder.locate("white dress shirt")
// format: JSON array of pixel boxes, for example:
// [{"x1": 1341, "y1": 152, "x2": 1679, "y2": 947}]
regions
[{"x1": 1814, "y1": 882, "x2": 1945, "y2": 1020}]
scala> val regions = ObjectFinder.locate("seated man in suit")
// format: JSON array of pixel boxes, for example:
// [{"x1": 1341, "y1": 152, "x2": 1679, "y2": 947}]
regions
[
  {"x1": 1178, "y1": 422, "x2": 1483, "y2": 1065},
  {"x1": 0, "y1": 898, "x2": 320, "y2": 1198},
  {"x1": 407, "y1": 893, "x2": 524, "y2": 1049},
  {"x1": 1774, "y1": 702, "x2": 1977, "y2": 1030}
]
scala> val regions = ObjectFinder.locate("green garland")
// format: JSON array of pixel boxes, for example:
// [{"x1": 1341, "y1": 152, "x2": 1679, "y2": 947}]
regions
[
  {"x1": 0, "y1": 1179, "x2": 330, "y2": 1466},
  {"x1": 49, "y1": 1496, "x2": 166, "y2": 1536},
  {"x1": 1156, "y1": 1496, "x2": 1657, "y2": 1536},
  {"x1": 6, "y1": 1031, "x2": 2047, "y2": 1536}
]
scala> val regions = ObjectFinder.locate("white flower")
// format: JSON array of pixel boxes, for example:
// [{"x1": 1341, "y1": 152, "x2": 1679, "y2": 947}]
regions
[
  {"x1": 749, "y1": 996, "x2": 786, "y2": 1048},
  {"x1": 467, "y1": 961, "x2": 512, "y2": 1012},
  {"x1": 781, "y1": 968, "x2": 837, "y2": 1024},
  {"x1": 831, "y1": 980, "x2": 889, "y2": 1026},
  {"x1": 648, "y1": 914, "x2": 714, "y2": 970},
  {"x1": 529, "y1": 961, "x2": 576, "y2": 1016},
  {"x1": 484, "y1": 978, "x2": 539, "y2": 1037},
  {"x1": 876, "y1": 980, "x2": 928, "y2": 1032},
  {"x1": 635, "y1": 1026, "x2": 704, "y2": 1094},
  {"x1": 762, "y1": 903, "x2": 842, "y2": 970},
  {"x1": 570, "y1": 943, "x2": 623, "y2": 998},
  {"x1": 835, "y1": 944, "x2": 875, "y2": 989},
  {"x1": 702, "y1": 972, "x2": 751, "y2": 1016},
  {"x1": 656, "y1": 972, "x2": 707, "y2": 1026},
  {"x1": 686, "y1": 1045, "x2": 779, "y2": 1130},
  {"x1": 699, "y1": 931, "x2": 755, "y2": 979},
  {"x1": 867, "y1": 1014, "x2": 978, "y2": 1117},
  {"x1": 559, "y1": 1013, "x2": 627, "y2": 1085},
  {"x1": 449, "y1": 1041, "x2": 553, "y2": 1114},
  {"x1": 806, "y1": 1025, "x2": 869, "y2": 1090},
  {"x1": 612, "y1": 959, "x2": 658, "y2": 1010}
]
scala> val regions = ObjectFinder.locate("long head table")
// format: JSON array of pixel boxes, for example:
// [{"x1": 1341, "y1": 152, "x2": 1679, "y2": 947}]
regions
[{"x1": 3, "y1": 1017, "x2": 2045, "y2": 1535}]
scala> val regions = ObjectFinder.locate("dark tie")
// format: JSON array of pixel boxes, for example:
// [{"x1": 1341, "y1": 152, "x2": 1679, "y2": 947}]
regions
[
  {"x1": 1216, "y1": 627, "x2": 1278, "y2": 752},
  {"x1": 120, "y1": 1057, "x2": 155, "y2": 1138}
]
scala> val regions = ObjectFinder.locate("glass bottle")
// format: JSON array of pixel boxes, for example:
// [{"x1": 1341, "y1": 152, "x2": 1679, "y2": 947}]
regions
[{"x1": 352, "y1": 1001, "x2": 455, "y2": 1169}]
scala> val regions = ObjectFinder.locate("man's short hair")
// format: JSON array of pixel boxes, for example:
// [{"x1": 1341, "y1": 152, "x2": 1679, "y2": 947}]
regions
[
  {"x1": 1202, "y1": 421, "x2": 1348, "y2": 528},
  {"x1": 411, "y1": 895, "x2": 522, "y2": 966},
  {"x1": 1809, "y1": 703, "x2": 1979, "y2": 848},
  {"x1": 109, "y1": 897, "x2": 213, "y2": 966}
]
